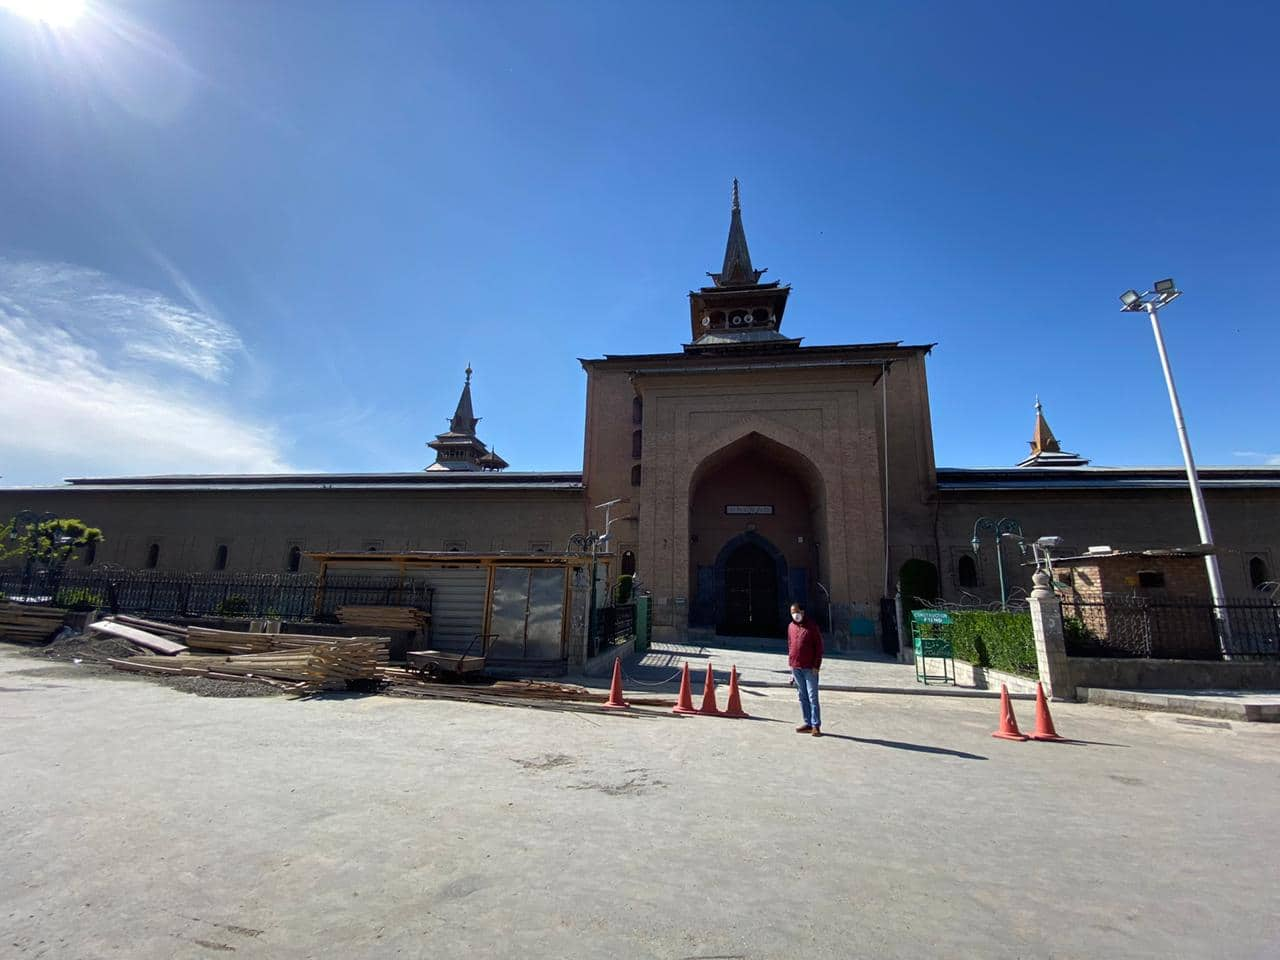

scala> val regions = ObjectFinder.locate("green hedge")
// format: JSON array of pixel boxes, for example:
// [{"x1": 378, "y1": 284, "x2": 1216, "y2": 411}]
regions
[
  {"x1": 945, "y1": 610, "x2": 1038, "y2": 679},
  {"x1": 53, "y1": 587, "x2": 106, "y2": 612}
]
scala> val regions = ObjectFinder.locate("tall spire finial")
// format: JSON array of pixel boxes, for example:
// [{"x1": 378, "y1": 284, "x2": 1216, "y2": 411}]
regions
[
  {"x1": 465, "y1": 363, "x2": 472, "y2": 384},
  {"x1": 709, "y1": 179, "x2": 763, "y2": 286},
  {"x1": 1035, "y1": 394, "x2": 1042, "y2": 414}
]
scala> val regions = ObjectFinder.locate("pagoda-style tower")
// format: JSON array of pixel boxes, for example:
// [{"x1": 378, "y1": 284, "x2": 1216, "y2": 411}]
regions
[
  {"x1": 426, "y1": 366, "x2": 507, "y2": 471},
  {"x1": 1017, "y1": 398, "x2": 1089, "y2": 467},
  {"x1": 686, "y1": 179, "x2": 794, "y2": 349}
]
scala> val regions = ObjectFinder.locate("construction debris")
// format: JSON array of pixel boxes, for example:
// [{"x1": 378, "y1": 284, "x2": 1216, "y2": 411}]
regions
[
  {"x1": 9, "y1": 609, "x2": 674, "y2": 714},
  {"x1": 109, "y1": 636, "x2": 389, "y2": 692},
  {"x1": 0, "y1": 602, "x2": 67, "y2": 644},
  {"x1": 87, "y1": 620, "x2": 188, "y2": 655},
  {"x1": 37, "y1": 631, "x2": 149, "y2": 664},
  {"x1": 110, "y1": 614, "x2": 190, "y2": 641},
  {"x1": 379, "y1": 667, "x2": 673, "y2": 712}
]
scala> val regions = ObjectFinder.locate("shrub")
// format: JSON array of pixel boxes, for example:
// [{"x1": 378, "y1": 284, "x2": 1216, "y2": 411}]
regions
[
  {"x1": 946, "y1": 610, "x2": 1038, "y2": 679},
  {"x1": 54, "y1": 587, "x2": 106, "y2": 612},
  {"x1": 1062, "y1": 616, "x2": 1095, "y2": 647},
  {"x1": 216, "y1": 595, "x2": 251, "y2": 616}
]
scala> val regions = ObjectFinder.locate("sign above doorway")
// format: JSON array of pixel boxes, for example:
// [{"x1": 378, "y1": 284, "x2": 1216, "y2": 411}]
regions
[{"x1": 725, "y1": 505, "x2": 774, "y2": 515}]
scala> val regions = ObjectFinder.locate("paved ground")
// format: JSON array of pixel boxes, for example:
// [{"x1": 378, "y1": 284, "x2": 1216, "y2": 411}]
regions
[
  {"x1": 612, "y1": 637, "x2": 924, "y2": 691},
  {"x1": 3, "y1": 645, "x2": 1279, "y2": 960}
]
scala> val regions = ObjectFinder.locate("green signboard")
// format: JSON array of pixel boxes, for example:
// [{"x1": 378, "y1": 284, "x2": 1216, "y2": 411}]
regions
[{"x1": 911, "y1": 609, "x2": 952, "y2": 625}]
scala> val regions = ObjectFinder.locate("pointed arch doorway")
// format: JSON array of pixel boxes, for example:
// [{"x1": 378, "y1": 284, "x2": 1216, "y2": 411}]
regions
[{"x1": 688, "y1": 431, "x2": 827, "y2": 639}]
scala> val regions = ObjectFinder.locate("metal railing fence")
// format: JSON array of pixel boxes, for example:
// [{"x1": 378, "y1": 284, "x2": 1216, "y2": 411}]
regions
[
  {"x1": 1061, "y1": 595, "x2": 1280, "y2": 660},
  {"x1": 0, "y1": 567, "x2": 429, "y2": 621}
]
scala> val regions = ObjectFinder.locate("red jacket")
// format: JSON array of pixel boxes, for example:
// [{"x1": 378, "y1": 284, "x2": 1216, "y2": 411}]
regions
[{"x1": 787, "y1": 618, "x2": 824, "y2": 670}]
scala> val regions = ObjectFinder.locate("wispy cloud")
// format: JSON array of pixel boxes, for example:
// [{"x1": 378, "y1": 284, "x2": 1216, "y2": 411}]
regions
[
  {"x1": 1232, "y1": 451, "x2": 1280, "y2": 466},
  {"x1": 0, "y1": 258, "x2": 292, "y2": 484}
]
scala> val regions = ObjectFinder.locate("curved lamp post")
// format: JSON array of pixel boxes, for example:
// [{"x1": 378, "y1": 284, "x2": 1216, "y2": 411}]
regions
[{"x1": 971, "y1": 517, "x2": 1023, "y2": 611}]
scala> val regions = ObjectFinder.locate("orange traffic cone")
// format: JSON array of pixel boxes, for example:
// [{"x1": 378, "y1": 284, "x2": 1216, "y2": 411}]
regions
[
  {"x1": 722, "y1": 665, "x2": 749, "y2": 719},
  {"x1": 1028, "y1": 682, "x2": 1065, "y2": 742},
  {"x1": 672, "y1": 662, "x2": 698, "y2": 715},
  {"x1": 601, "y1": 657, "x2": 630, "y2": 709},
  {"x1": 696, "y1": 662, "x2": 721, "y2": 716},
  {"x1": 991, "y1": 683, "x2": 1027, "y2": 741}
]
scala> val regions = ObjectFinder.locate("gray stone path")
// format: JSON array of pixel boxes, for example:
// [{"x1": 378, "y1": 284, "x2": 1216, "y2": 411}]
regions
[{"x1": 626, "y1": 637, "x2": 920, "y2": 690}]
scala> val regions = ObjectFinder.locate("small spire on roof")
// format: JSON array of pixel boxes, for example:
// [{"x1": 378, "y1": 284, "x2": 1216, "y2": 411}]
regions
[
  {"x1": 732, "y1": 177, "x2": 740, "y2": 212},
  {"x1": 1030, "y1": 398, "x2": 1061, "y2": 455},
  {"x1": 1017, "y1": 397, "x2": 1090, "y2": 467}
]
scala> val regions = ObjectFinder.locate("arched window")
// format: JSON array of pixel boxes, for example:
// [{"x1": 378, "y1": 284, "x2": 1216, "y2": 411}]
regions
[
  {"x1": 632, "y1": 396, "x2": 643, "y2": 425},
  {"x1": 621, "y1": 550, "x2": 636, "y2": 576},
  {"x1": 83, "y1": 541, "x2": 96, "y2": 566},
  {"x1": 957, "y1": 554, "x2": 977, "y2": 588},
  {"x1": 214, "y1": 544, "x2": 228, "y2": 571},
  {"x1": 630, "y1": 463, "x2": 641, "y2": 487},
  {"x1": 287, "y1": 545, "x2": 302, "y2": 573},
  {"x1": 1250, "y1": 556, "x2": 1270, "y2": 590},
  {"x1": 631, "y1": 429, "x2": 642, "y2": 459},
  {"x1": 146, "y1": 543, "x2": 160, "y2": 569}
]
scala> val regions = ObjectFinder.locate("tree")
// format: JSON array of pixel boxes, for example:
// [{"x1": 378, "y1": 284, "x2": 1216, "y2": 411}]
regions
[
  {"x1": 0, "y1": 517, "x2": 19, "y2": 564},
  {"x1": 5, "y1": 516, "x2": 104, "y2": 571}
]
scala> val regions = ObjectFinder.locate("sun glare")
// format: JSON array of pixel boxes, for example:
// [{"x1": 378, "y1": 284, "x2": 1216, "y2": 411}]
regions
[{"x1": 0, "y1": 0, "x2": 86, "y2": 28}]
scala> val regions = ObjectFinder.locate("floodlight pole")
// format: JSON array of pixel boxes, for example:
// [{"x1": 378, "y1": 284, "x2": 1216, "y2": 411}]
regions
[{"x1": 1142, "y1": 300, "x2": 1231, "y2": 650}]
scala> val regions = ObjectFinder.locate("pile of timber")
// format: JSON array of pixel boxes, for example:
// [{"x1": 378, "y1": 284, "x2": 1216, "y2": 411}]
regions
[
  {"x1": 109, "y1": 614, "x2": 189, "y2": 642},
  {"x1": 88, "y1": 618, "x2": 189, "y2": 655},
  {"x1": 336, "y1": 605, "x2": 429, "y2": 632},
  {"x1": 0, "y1": 602, "x2": 67, "y2": 644},
  {"x1": 107, "y1": 624, "x2": 390, "y2": 692}
]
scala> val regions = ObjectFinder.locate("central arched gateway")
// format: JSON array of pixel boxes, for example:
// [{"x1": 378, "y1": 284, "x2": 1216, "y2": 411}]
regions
[{"x1": 688, "y1": 431, "x2": 827, "y2": 637}]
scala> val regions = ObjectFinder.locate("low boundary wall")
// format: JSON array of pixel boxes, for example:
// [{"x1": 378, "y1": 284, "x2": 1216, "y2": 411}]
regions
[
  {"x1": 1069, "y1": 657, "x2": 1280, "y2": 691},
  {"x1": 953, "y1": 660, "x2": 1039, "y2": 695}
]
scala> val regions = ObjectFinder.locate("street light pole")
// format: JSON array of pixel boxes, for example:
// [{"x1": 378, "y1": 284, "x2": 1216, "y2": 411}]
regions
[{"x1": 1121, "y1": 281, "x2": 1230, "y2": 652}]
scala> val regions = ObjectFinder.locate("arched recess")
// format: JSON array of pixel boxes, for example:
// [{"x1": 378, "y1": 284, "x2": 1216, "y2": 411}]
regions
[
  {"x1": 1250, "y1": 555, "x2": 1270, "y2": 590},
  {"x1": 687, "y1": 431, "x2": 829, "y2": 634}
]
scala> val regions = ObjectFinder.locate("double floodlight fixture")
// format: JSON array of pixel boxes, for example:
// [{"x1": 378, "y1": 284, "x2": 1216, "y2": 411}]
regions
[{"x1": 1120, "y1": 278, "x2": 1181, "y2": 312}]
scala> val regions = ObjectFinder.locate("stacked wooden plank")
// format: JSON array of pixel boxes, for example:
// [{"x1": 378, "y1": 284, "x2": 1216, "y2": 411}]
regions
[
  {"x1": 0, "y1": 602, "x2": 67, "y2": 644},
  {"x1": 110, "y1": 627, "x2": 390, "y2": 692},
  {"x1": 336, "y1": 605, "x2": 429, "y2": 632},
  {"x1": 111, "y1": 614, "x2": 189, "y2": 642},
  {"x1": 87, "y1": 620, "x2": 188, "y2": 655}
]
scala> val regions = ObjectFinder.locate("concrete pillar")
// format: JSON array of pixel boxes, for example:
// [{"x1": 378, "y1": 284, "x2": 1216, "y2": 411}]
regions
[{"x1": 1028, "y1": 569, "x2": 1074, "y2": 700}]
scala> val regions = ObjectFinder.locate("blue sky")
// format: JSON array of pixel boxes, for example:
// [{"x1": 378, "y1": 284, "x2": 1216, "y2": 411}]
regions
[{"x1": 1, "y1": 0, "x2": 1277, "y2": 485}]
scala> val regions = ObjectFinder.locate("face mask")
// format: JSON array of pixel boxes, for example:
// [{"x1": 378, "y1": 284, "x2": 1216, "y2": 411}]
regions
[{"x1": 791, "y1": 612, "x2": 804, "y2": 623}]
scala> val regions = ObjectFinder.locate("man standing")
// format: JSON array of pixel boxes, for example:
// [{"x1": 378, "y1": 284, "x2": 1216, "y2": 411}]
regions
[{"x1": 788, "y1": 601, "x2": 823, "y2": 736}]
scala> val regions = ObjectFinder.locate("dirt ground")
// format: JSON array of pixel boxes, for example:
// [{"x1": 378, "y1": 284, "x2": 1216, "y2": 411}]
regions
[
  {"x1": 26, "y1": 633, "x2": 282, "y2": 698},
  {"x1": 2, "y1": 644, "x2": 1278, "y2": 959}
]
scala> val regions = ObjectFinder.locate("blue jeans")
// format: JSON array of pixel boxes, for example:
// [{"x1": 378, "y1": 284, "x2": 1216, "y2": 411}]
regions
[{"x1": 793, "y1": 668, "x2": 821, "y2": 728}]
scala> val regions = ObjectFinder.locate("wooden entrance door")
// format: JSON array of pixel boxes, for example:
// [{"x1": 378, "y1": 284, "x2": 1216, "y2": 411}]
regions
[{"x1": 720, "y1": 541, "x2": 779, "y2": 637}]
